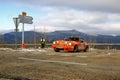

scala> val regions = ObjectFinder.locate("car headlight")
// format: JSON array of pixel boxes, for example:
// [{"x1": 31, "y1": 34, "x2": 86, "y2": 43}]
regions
[
  {"x1": 53, "y1": 41, "x2": 56, "y2": 44},
  {"x1": 68, "y1": 43, "x2": 72, "y2": 45}
]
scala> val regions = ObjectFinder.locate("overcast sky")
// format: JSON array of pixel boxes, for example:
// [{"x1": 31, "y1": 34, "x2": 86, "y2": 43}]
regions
[{"x1": 0, "y1": 0, "x2": 120, "y2": 35}]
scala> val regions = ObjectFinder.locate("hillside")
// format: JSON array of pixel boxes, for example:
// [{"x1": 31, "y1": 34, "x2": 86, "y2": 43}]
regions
[{"x1": 1, "y1": 30, "x2": 120, "y2": 44}]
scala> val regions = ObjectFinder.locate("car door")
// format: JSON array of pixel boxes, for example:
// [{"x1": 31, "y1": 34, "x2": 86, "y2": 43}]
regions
[{"x1": 79, "y1": 38, "x2": 85, "y2": 49}]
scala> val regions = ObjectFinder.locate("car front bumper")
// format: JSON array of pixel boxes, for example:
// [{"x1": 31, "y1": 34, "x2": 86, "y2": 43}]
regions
[{"x1": 52, "y1": 45, "x2": 74, "y2": 51}]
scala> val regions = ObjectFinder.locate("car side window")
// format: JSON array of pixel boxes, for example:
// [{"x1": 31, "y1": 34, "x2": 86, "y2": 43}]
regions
[
  {"x1": 75, "y1": 38, "x2": 79, "y2": 42},
  {"x1": 79, "y1": 39, "x2": 84, "y2": 43}
]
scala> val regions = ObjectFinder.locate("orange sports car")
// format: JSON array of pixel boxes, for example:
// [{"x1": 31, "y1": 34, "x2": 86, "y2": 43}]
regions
[{"x1": 52, "y1": 36, "x2": 89, "y2": 52}]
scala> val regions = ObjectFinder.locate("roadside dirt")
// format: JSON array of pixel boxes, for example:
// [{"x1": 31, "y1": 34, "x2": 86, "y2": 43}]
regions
[{"x1": 0, "y1": 48, "x2": 120, "y2": 80}]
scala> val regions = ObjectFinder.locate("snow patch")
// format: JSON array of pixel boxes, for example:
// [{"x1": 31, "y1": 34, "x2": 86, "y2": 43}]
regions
[
  {"x1": 89, "y1": 48, "x2": 96, "y2": 51},
  {"x1": 0, "y1": 48, "x2": 47, "y2": 53},
  {"x1": 0, "y1": 48, "x2": 14, "y2": 51}
]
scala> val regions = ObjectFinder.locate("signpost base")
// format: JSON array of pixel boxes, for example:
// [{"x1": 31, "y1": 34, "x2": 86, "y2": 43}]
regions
[{"x1": 22, "y1": 43, "x2": 25, "y2": 48}]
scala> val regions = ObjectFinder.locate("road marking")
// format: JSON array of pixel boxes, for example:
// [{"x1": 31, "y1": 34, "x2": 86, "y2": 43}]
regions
[
  {"x1": 18, "y1": 57, "x2": 87, "y2": 66},
  {"x1": 76, "y1": 56, "x2": 88, "y2": 58},
  {"x1": 93, "y1": 53, "x2": 112, "y2": 57}
]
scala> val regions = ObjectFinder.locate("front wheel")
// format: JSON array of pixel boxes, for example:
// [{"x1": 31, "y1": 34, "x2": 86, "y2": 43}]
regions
[
  {"x1": 55, "y1": 49, "x2": 60, "y2": 52},
  {"x1": 74, "y1": 45, "x2": 78, "y2": 52}
]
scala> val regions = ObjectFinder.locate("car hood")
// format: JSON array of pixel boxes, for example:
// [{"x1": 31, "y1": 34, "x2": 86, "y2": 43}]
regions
[{"x1": 56, "y1": 40, "x2": 77, "y2": 44}]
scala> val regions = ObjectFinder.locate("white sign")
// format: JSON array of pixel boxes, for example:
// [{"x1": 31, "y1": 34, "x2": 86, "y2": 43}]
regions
[{"x1": 19, "y1": 15, "x2": 33, "y2": 24}]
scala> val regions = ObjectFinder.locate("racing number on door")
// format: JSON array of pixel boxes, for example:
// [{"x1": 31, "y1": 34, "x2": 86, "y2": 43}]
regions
[
  {"x1": 80, "y1": 39, "x2": 85, "y2": 49},
  {"x1": 81, "y1": 43, "x2": 84, "y2": 49}
]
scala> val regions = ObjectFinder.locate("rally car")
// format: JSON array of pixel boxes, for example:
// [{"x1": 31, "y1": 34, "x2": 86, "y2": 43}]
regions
[{"x1": 52, "y1": 36, "x2": 89, "y2": 52}]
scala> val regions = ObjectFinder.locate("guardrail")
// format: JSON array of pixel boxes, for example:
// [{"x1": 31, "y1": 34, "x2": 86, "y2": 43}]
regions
[
  {"x1": 0, "y1": 44, "x2": 51, "y2": 49},
  {"x1": 89, "y1": 43, "x2": 120, "y2": 49},
  {"x1": 0, "y1": 43, "x2": 120, "y2": 49},
  {"x1": 89, "y1": 43, "x2": 120, "y2": 46}
]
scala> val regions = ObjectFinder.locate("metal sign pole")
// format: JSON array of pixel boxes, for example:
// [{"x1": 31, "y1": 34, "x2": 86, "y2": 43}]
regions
[
  {"x1": 18, "y1": 12, "x2": 33, "y2": 49},
  {"x1": 15, "y1": 18, "x2": 17, "y2": 49},
  {"x1": 13, "y1": 17, "x2": 20, "y2": 49},
  {"x1": 22, "y1": 23, "x2": 25, "y2": 48}
]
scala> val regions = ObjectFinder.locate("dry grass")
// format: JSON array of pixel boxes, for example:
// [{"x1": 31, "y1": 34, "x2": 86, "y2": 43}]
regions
[{"x1": 0, "y1": 48, "x2": 120, "y2": 80}]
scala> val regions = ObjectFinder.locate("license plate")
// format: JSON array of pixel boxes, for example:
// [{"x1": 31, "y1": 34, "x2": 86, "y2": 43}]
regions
[{"x1": 57, "y1": 46, "x2": 63, "y2": 49}]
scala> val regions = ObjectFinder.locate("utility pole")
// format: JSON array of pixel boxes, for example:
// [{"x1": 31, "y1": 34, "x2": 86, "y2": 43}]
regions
[{"x1": 34, "y1": 25, "x2": 36, "y2": 48}]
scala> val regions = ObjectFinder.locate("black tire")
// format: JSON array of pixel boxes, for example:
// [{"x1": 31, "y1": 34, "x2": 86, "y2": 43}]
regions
[
  {"x1": 84, "y1": 46, "x2": 89, "y2": 52},
  {"x1": 74, "y1": 45, "x2": 78, "y2": 52},
  {"x1": 55, "y1": 49, "x2": 60, "y2": 52}
]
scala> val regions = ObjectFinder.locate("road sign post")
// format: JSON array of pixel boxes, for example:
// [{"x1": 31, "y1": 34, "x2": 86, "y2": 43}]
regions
[
  {"x1": 18, "y1": 12, "x2": 33, "y2": 48},
  {"x1": 22, "y1": 23, "x2": 25, "y2": 48},
  {"x1": 13, "y1": 18, "x2": 20, "y2": 49}
]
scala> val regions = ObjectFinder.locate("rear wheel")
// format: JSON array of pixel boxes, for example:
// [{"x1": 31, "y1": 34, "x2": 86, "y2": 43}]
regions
[
  {"x1": 84, "y1": 46, "x2": 89, "y2": 52},
  {"x1": 74, "y1": 45, "x2": 78, "y2": 52}
]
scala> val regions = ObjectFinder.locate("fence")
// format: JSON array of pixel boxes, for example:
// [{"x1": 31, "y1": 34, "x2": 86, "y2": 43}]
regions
[{"x1": 0, "y1": 43, "x2": 120, "y2": 49}]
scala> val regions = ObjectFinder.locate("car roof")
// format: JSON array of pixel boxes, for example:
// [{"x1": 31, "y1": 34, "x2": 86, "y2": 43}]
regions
[{"x1": 68, "y1": 36, "x2": 82, "y2": 38}]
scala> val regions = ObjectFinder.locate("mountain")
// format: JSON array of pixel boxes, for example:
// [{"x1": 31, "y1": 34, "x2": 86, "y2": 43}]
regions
[
  {"x1": 3, "y1": 31, "x2": 43, "y2": 44},
  {"x1": 0, "y1": 34, "x2": 5, "y2": 44},
  {"x1": 46, "y1": 30, "x2": 90, "y2": 41},
  {"x1": 1, "y1": 30, "x2": 120, "y2": 44},
  {"x1": 0, "y1": 29, "x2": 13, "y2": 34}
]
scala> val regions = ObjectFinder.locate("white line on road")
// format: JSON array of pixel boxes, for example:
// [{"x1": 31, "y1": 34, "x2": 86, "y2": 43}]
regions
[
  {"x1": 76, "y1": 56, "x2": 88, "y2": 58},
  {"x1": 18, "y1": 57, "x2": 87, "y2": 66}
]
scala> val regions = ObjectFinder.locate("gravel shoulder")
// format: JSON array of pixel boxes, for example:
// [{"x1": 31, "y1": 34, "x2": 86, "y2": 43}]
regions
[{"x1": 0, "y1": 48, "x2": 120, "y2": 80}]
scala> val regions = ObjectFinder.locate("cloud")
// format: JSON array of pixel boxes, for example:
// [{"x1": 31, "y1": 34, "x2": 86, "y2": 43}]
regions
[
  {"x1": 30, "y1": 9, "x2": 120, "y2": 35},
  {"x1": 1, "y1": 0, "x2": 120, "y2": 35},
  {"x1": 6, "y1": 0, "x2": 120, "y2": 13},
  {"x1": 2, "y1": 0, "x2": 120, "y2": 12}
]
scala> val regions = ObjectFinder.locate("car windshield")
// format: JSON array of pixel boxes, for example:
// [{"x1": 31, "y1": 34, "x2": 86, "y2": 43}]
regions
[{"x1": 64, "y1": 37, "x2": 79, "y2": 41}]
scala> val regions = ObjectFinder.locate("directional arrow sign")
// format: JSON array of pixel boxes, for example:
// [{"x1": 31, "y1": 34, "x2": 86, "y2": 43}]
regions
[
  {"x1": 19, "y1": 15, "x2": 33, "y2": 24},
  {"x1": 13, "y1": 18, "x2": 20, "y2": 29}
]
